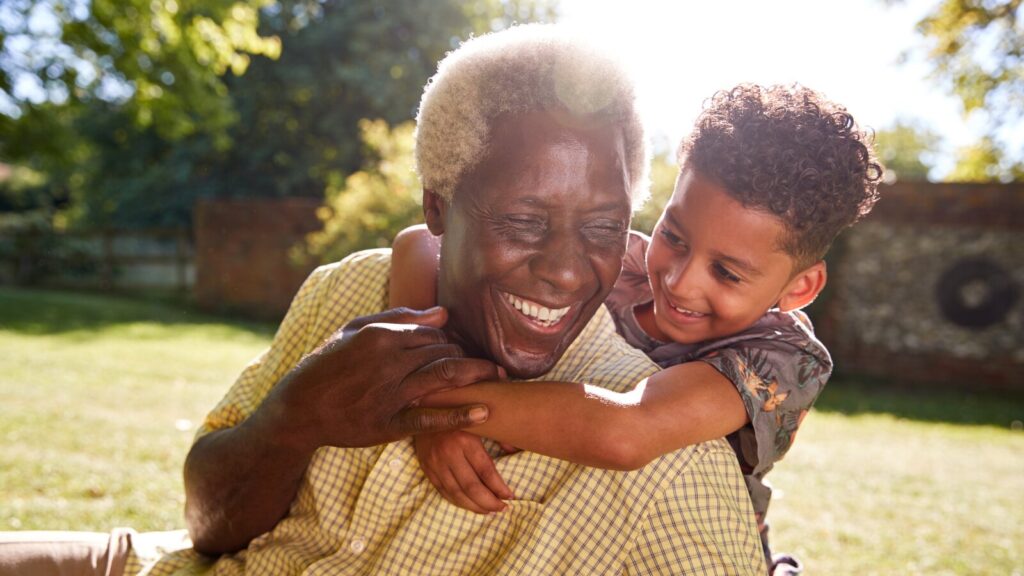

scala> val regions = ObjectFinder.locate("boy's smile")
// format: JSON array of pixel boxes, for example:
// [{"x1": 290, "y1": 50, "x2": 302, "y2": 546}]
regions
[{"x1": 637, "y1": 167, "x2": 820, "y2": 345}]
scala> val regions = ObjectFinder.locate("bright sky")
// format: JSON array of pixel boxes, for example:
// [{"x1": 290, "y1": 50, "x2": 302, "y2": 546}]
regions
[
  {"x1": 558, "y1": 0, "x2": 981, "y2": 175},
  {"x1": 4, "y1": 0, "x2": 1003, "y2": 177}
]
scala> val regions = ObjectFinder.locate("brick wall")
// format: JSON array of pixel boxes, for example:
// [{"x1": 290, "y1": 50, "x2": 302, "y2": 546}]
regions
[
  {"x1": 194, "y1": 198, "x2": 323, "y2": 319},
  {"x1": 817, "y1": 181, "x2": 1023, "y2": 390}
]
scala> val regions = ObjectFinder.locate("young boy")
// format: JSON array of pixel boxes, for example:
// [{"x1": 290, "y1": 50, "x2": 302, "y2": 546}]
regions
[{"x1": 389, "y1": 83, "x2": 883, "y2": 574}]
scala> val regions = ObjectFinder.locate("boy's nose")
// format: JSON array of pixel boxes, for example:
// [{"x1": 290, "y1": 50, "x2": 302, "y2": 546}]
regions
[{"x1": 665, "y1": 258, "x2": 705, "y2": 300}]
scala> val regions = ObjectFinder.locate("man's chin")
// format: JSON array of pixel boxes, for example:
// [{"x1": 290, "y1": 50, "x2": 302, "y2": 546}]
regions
[{"x1": 495, "y1": 343, "x2": 568, "y2": 379}]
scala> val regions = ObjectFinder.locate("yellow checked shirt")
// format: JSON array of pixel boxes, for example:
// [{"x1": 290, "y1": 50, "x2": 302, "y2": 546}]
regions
[{"x1": 131, "y1": 249, "x2": 766, "y2": 576}]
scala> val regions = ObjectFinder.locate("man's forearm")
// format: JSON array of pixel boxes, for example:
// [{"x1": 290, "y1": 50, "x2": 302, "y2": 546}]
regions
[{"x1": 184, "y1": 397, "x2": 315, "y2": 556}]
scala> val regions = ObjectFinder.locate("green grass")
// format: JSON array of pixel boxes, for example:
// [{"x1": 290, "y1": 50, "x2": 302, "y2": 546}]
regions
[
  {"x1": 1, "y1": 286, "x2": 1022, "y2": 574},
  {"x1": 0, "y1": 286, "x2": 274, "y2": 532},
  {"x1": 771, "y1": 398, "x2": 1024, "y2": 574}
]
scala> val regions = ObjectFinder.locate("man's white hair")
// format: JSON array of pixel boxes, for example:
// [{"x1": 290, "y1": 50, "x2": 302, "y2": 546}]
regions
[{"x1": 414, "y1": 23, "x2": 650, "y2": 209}]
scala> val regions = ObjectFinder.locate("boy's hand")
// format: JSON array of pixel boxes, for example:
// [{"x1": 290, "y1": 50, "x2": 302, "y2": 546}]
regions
[{"x1": 415, "y1": 431, "x2": 514, "y2": 514}]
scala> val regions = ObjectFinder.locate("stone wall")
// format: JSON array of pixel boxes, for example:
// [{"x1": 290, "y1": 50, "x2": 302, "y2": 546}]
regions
[
  {"x1": 193, "y1": 198, "x2": 322, "y2": 319},
  {"x1": 819, "y1": 182, "x2": 1023, "y2": 390}
]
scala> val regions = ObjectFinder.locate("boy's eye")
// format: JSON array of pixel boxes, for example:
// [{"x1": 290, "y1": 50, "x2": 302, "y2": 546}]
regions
[
  {"x1": 659, "y1": 228, "x2": 685, "y2": 248},
  {"x1": 713, "y1": 263, "x2": 741, "y2": 283}
]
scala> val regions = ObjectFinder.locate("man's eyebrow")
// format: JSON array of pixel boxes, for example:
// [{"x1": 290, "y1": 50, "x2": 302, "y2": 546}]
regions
[
  {"x1": 509, "y1": 197, "x2": 628, "y2": 214},
  {"x1": 585, "y1": 199, "x2": 631, "y2": 214}
]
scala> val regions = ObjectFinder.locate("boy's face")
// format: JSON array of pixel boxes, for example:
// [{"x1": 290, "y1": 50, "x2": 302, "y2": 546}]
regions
[{"x1": 644, "y1": 167, "x2": 809, "y2": 344}]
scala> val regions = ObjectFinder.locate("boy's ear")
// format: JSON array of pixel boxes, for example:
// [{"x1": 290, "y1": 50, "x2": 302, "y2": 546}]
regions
[
  {"x1": 778, "y1": 261, "x2": 827, "y2": 312},
  {"x1": 422, "y1": 189, "x2": 448, "y2": 235}
]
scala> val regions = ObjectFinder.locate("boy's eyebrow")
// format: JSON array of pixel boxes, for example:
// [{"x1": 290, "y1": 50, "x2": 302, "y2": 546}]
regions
[
  {"x1": 713, "y1": 251, "x2": 764, "y2": 278},
  {"x1": 665, "y1": 211, "x2": 764, "y2": 278}
]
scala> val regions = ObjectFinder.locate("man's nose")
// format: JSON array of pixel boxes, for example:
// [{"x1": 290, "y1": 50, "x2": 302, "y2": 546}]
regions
[{"x1": 529, "y1": 229, "x2": 590, "y2": 293}]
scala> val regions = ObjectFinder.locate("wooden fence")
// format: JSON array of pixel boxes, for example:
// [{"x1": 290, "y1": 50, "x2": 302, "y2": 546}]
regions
[{"x1": 0, "y1": 227, "x2": 194, "y2": 293}]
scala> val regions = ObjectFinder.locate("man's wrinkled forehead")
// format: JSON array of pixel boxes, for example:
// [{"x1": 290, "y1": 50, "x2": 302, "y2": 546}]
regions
[{"x1": 450, "y1": 110, "x2": 631, "y2": 208}]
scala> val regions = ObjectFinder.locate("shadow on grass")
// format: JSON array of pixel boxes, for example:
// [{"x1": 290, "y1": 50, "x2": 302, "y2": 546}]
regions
[
  {"x1": 817, "y1": 376, "x2": 1024, "y2": 429},
  {"x1": 0, "y1": 286, "x2": 276, "y2": 337}
]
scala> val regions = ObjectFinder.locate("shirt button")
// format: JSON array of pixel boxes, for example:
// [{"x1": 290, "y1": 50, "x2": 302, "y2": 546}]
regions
[
  {"x1": 388, "y1": 458, "x2": 403, "y2": 471},
  {"x1": 350, "y1": 538, "x2": 366, "y2": 554}
]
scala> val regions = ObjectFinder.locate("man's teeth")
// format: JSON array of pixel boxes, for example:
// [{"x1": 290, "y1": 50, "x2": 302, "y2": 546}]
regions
[{"x1": 504, "y1": 293, "x2": 570, "y2": 327}]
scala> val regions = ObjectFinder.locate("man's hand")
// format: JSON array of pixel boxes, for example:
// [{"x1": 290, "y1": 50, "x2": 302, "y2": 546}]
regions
[
  {"x1": 269, "y1": 306, "x2": 499, "y2": 452},
  {"x1": 415, "y1": 431, "x2": 514, "y2": 514},
  {"x1": 185, "y1": 306, "x2": 499, "y2": 555}
]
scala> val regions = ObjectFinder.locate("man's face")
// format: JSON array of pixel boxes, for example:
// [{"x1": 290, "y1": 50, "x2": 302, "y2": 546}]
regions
[
  {"x1": 643, "y1": 167, "x2": 800, "y2": 344},
  {"x1": 431, "y1": 111, "x2": 632, "y2": 378}
]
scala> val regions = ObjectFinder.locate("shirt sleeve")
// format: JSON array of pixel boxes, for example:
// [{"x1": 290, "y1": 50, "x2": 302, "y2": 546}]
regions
[
  {"x1": 196, "y1": 264, "x2": 334, "y2": 438},
  {"x1": 623, "y1": 230, "x2": 650, "y2": 278},
  {"x1": 194, "y1": 250, "x2": 393, "y2": 440},
  {"x1": 623, "y1": 440, "x2": 767, "y2": 575},
  {"x1": 605, "y1": 230, "x2": 652, "y2": 332},
  {"x1": 699, "y1": 336, "x2": 831, "y2": 477}
]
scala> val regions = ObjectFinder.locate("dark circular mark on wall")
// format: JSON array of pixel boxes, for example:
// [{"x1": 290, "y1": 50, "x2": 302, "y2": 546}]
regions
[{"x1": 936, "y1": 257, "x2": 1019, "y2": 329}]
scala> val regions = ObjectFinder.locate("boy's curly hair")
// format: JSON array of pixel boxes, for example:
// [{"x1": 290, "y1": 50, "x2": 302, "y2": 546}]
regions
[{"x1": 680, "y1": 83, "x2": 884, "y2": 270}]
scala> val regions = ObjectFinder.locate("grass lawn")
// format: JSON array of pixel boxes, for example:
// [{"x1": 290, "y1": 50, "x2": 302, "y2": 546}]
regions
[
  {"x1": 0, "y1": 286, "x2": 274, "y2": 532},
  {"x1": 1, "y1": 286, "x2": 1022, "y2": 574}
]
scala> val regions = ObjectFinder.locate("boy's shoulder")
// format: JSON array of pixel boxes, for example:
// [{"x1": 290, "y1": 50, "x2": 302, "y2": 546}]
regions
[
  {"x1": 719, "y1": 309, "x2": 831, "y2": 367},
  {"x1": 642, "y1": 309, "x2": 831, "y2": 370}
]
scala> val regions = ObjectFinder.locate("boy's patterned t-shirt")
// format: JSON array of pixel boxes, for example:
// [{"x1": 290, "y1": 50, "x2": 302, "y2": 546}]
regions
[{"x1": 605, "y1": 231, "x2": 833, "y2": 524}]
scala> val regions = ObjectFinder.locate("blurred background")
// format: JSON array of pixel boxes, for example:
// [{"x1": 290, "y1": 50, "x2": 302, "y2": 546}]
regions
[{"x1": 0, "y1": 1, "x2": 1021, "y2": 574}]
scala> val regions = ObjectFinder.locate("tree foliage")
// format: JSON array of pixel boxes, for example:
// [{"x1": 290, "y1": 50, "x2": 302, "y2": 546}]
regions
[
  {"x1": 631, "y1": 146, "x2": 678, "y2": 235},
  {"x1": 947, "y1": 136, "x2": 1024, "y2": 181},
  {"x1": 207, "y1": 0, "x2": 554, "y2": 202},
  {"x1": 0, "y1": 0, "x2": 281, "y2": 149},
  {"x1": 917, "y1": 0, "x2": 1022, "y2": 121},
  {"x1": 873, "y1": 120, "x2": 940, "y2": 182},
  {"x1": 910, "y1": 0, "x2": 1023, "y2": 180},
  {"x1": 303, "y1": 119, "x2": 420, "y2": 264},
  {"x1": 0, "y1": 0, "x2": 555, "y2": 228}
]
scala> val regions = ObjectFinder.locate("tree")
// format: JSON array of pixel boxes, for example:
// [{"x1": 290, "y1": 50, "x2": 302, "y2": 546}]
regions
[
  {"x1": 302, "y1": 119, "x2": 420, "y2": 264},
  {"x1": 0, "y1": 0, "x2": 555, "y2": 228},
  {"x1": 631, "y1": 145, "x2": 679, "y2": 235},
  {"x1": 909, "y1": 0, "x2": 1023, "y2": 180},
  {"x1": 0, "y1": 0, "x2": 282, "y2": 227},
  {"x1": 206, "y1": 0, "x2": 556, "y2": 202},
  {"x1": 0, "y1": 0, "x2": 281, "y2": 149},
  {"x1": 873, "y1": 119, "x2": 940, "y2": 182},
  {"x1": 947, "y1": 136, "x2": 1024, "y2": 181}
]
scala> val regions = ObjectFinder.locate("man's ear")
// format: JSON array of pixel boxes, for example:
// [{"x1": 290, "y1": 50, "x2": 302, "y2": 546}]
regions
[
  {"x1": 778, "y1": 261, "x2": 827, "y2": 312},
  {"x1": 422, "y1": 189, "x2": 448, "y2": 235}
]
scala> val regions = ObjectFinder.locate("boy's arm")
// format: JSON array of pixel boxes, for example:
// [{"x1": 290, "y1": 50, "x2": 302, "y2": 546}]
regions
[
  {"x1": 420, "y1": 361, "x2": 748, "y2": 471},
  {"x1": 389, "y1": 224, "x2": 441, "y2": 310}
]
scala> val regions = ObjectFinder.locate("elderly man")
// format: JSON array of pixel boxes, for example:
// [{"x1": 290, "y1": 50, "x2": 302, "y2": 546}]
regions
[{"x1": 0, "y1": 24, "x2": 765, "y2": 576}]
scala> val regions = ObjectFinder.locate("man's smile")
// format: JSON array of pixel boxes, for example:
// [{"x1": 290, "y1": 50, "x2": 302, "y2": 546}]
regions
[{"x1": 500, "y1": 290, "x2": 574, "y2": 331}]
